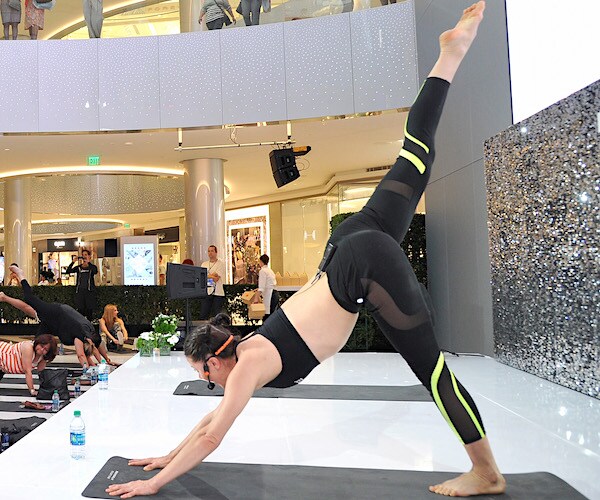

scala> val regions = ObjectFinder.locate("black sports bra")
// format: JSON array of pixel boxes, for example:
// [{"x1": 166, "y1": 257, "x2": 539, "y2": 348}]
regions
[{"x1": 238, "y1": 308, "x2": 320, "y2": 388}]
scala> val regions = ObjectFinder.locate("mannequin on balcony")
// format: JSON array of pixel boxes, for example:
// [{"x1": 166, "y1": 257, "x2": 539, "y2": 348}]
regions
[
  {"x1": 0, "y1": 0, "x2": 21, "y2": 40},
  {"x1": 83, "y1": 0, "x2": 103, "y2": 38},
  {"x1": 24, "y1": 0, "x2": 43, "y2": 40}
]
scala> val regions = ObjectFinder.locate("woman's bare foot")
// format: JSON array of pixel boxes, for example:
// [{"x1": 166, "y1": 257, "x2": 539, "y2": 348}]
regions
[
  {"x1": 429, "y1": 468, "x2": 506, "y2": 497},
  {"x1": 439, "y1": 1, "x2": 485, "y2": 58},
  {"x1": 9, "y1": 264, "x2": 25, "y2": 282},
  {"x1": 428, "y1": 1, "x2": 486, "y2": 83},
  {"x1": 0, "y1": 292, "x2": 5, "y2": 302}
]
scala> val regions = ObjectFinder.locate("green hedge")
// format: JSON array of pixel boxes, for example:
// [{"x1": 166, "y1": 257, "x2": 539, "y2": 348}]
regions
[{"x1": 0, "y1": 284, "x2": 261, "y2": 326}]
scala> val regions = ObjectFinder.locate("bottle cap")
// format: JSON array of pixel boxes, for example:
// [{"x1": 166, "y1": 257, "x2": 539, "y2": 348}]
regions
[
  {"x1": 53, "y1": 390, "x2": 58, "y2": 393},
  {"x1": 74, "y1": 410, "x2": 81, "y2": 417},
  {"x1": 101, "y1": 359, "x2": 106, "y2": 364}
]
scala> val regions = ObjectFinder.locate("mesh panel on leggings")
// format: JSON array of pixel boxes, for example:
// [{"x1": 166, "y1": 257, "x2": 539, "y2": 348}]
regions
[{"x1": 378, "y1": 180, "x2": 414, "y2": 201}]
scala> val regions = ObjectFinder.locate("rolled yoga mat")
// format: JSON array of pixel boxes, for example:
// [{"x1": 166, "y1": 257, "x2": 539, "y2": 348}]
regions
[
  {"x1": 173, "y1": 379, "x2": 432, "y2": 401},
  {"x1": 82, "y1": 456, "x2": 586, "y2": 500}
]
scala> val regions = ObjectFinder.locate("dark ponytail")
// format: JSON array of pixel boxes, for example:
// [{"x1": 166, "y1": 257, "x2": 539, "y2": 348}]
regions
[{"x1": 184, "y1": 315, "x2": 240, "y2": 362}]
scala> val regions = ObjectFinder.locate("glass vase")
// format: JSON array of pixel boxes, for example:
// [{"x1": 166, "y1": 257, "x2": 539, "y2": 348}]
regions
[
  {"x1": 159, "y1": 345, "x2": 172, "y2": 356},
  {"x1": 138, "y1": 343, "x2": 153, "y2": 357}
]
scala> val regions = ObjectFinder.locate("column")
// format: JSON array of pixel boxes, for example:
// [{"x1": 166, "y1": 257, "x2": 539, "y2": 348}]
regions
[
  {"x1": 179, "y1": 0, "x2": 203, "y2": 33},
  {"x1": 181, "y1": 158, "x2": 226, "y2": 268},
  {"x1": 178, "y1": 216, "x2": 187, "y2": 264},
  {"x1": 4, "y1": 177, "x2": 32, "y2": 282}
]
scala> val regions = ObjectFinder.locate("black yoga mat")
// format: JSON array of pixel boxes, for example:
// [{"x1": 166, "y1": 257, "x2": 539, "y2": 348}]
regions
[
  {"x1": 0, "y1": 387, "x2": 34, "y2": 397},
  {"x1": 174, "y1": 379, "x2": 432, "y2": 401},
  {"x1": 82, "y1": 456, "x2": 586, "y2": 500},
  {"x1": 0, "y1": 377, "x2": 39, "y2": 385}
]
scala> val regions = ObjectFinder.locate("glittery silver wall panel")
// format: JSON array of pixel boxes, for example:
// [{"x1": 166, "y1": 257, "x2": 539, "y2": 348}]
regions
[
  {"x1": 484, "y1": 80, "x2": 600, "y2": 399},
  {"x1": 0, "y1": 3, "x2": 417, "y2": 134}
]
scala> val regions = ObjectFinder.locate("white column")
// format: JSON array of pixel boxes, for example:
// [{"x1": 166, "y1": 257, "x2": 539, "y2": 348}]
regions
[
  {"x1": 4, "y1": 177, "x2": 32, "y2": 282},
  {"x1": 179, "y1": 0, "x2": 203, "y2": 33},
  {"x1": 178, "y1": 216, "x2": 187, "y2": 264},
  {"x1": 181, "y1": 158, "x2": 226, "y2": 268}
]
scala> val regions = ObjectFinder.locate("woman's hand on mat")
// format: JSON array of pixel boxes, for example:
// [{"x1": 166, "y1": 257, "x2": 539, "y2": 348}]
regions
[
  {"x1": 106, "y1": 479, "x2": 159, "y2": 498},
  {"x1": 128, "y1": 455, "x2": 171, "y2": 470}
]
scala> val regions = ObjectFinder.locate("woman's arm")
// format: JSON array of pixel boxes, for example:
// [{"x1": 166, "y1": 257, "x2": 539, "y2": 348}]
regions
[
  {"x1": 99, "y1": 319, "x2": 118, "y2": 344},
  {"x1": 128, "y1": 408, "x2": 218, "y2": 471},
  {"x1": 107, "y1": 355, "x2": 263, "y2": 498},
  {"x1": 20, "y1": 342, "x2": 37, "y2": 394}
]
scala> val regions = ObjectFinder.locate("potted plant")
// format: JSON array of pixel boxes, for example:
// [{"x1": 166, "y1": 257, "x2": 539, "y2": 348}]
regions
[{"x1": 137, "y1": 313, "x2": 180, "y2": 356}]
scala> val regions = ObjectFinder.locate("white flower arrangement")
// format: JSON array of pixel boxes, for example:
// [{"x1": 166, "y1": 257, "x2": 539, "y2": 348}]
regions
[{"x1": 137, "y1": 313, "x2": 180, "y2": 351}]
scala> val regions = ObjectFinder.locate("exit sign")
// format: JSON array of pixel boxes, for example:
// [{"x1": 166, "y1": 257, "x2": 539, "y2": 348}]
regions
[{"x1": 88, "y1": 155, "x2": 101, "y2": 166}]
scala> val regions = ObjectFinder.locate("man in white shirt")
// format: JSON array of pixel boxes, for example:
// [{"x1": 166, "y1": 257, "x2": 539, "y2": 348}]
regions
[
  {"x1": 254, "y1": 254, "x2": 279, "y2": 320},
  {"x1": 199, "y1": 245, "x2": 226, "y2": 320}
]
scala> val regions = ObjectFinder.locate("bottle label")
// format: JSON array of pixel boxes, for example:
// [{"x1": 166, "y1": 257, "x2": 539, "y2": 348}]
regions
[
  {"x1": 99, "y1": 373, "x2": 108, "y2": 381},
  {"x1": 70, "y1": 432, "x2": 85, "y2": 446}
]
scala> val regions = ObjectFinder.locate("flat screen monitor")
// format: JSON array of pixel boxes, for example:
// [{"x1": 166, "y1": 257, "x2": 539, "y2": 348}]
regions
[{"x1": 166, "y1": 263, "x2": 208, "y2": 299}]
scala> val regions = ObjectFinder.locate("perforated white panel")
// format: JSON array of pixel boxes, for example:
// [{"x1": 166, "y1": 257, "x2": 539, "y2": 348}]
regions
[
  {"x1": 159, "y1": 31, "x2": 224, "y2": 128},
  {"x1": 351, "y1": 3, "x2": 418, "y2": 113},
  {"x1": 38, "y1": 40, "x2": 100, "y2": 132},
  {"x1": 0, "y1": 41, "x2": 39, "y2": 132},
  {"x1": 221, "y1": 23, "x2": 287, "y2": 124},
  {"x1": 98, "y1": 37, "x2": 160, "y2": 131},
  {"x1": 284, "y1": 15, "x2": 354, "y2": 120}
]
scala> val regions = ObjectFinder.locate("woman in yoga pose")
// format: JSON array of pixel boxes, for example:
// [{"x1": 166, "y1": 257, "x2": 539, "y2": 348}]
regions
[{"x1": 108, "y1": 3, "x2": 505, "y2": 497}]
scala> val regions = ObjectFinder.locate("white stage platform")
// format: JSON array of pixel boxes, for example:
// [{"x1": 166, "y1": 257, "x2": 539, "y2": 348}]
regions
[{"x1": 0, "y1": 352, "x2": 598, "y2": 499}]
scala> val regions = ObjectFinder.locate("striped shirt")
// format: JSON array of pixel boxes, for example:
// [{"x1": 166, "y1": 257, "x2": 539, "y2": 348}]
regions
[
  {"x1": 200, "y1": 0, "x2": 232, "y2": 23},
  {"x1": 0, "y1": 341, "x2": 38, "y2": 374}
]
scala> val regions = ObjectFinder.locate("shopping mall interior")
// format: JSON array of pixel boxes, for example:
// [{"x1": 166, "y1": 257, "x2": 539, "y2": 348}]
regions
[{"x1": 0, "y1": 0, "x2": 598, "y2": 498}]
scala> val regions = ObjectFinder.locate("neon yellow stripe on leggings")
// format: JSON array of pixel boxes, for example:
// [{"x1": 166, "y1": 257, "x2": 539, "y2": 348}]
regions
[
  {"x1": 399, "y1": 149, "x2": 426, "y2": 175},
  {"x1": 404, "y1": 81, "x2": 430, "y2": 155},
  {"x1": 431, "y1": 352, "x2": 464, "y2": 443},
  {"x1": 450, "y1": 371, "x2": 486, "y2": 440}
]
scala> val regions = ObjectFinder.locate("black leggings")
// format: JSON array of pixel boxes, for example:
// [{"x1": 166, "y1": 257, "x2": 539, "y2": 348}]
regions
[
  {"x1": 324, "y1": 77, "x2": 485, "y2": 445},
  {"x1": 21, "y1": 280, "x2": 98, "y2": 347}
]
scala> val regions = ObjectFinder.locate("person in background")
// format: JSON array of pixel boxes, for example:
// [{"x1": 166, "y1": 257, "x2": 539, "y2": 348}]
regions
[
  {"x1": 0, "y1": 333, "x2": 57, "y2": 396},
  {"x1": 99, "y1": 304, "x2": 128, "y2": 352},
  {"x1": 199, "y1": 245, "x2": 226, "y2": 320},
  {"x1": 240, "y1": 0, "x2": 260, "y2": 26},
  {"x1": 65, "y1": 248, "x2": 98, "y2": 321},
  {"x1": 158, "y1": 254, "x2": 167, "y2": 286},
  {"x1": 182, "y1": 259, "x2": 194, "y2": 266},
  {"x1": 199, "y1": 0, "x2": 235, "y2": 30},
  {"x1": 46, "y1": 252, "x2": 57, "y2": 278},
  {"x1": 5, "y1": 265, "x2": 116, "y2": 368},
  {"x1": 6, "y1": 262, "x2": 20, "y2": 286},
  {"x1": 253, "y1": 254, "x2": 278, "y2": 320}
]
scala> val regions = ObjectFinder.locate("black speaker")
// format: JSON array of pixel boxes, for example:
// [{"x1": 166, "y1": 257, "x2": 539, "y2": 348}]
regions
[
  {"x1": 104, "y1": 239, "x2": 118, "y2": 258},
  {"x1": 269, "y1": 149, "x2": 300, "y2": 188}
]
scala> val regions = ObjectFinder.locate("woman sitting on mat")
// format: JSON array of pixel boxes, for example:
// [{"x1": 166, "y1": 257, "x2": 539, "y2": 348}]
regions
[
  {"x1": 108, "y1": 3, "x2": 505, "y2": 498},
  {"x1": 99, "y1": 304, "x2": 129, "y2": 352},
  {"x1": 0, "y1": 333, "x2": 57, "y2": 396}
]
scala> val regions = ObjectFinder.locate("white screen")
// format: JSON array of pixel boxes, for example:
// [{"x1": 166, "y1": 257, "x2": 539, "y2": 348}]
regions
[
  {"x1": 123, "y1": 243, "x2": 156, "y2": 286},
  {"x1": 506, "y1": 0, "x2": 600, "y2": 123}
]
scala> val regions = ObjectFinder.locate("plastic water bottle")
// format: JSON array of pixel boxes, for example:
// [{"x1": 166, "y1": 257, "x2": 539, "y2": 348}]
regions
[
  {"x1": 98, "y1": 360, "x2": 109, "y2": 390},
  {"x1": 1, "y1": 428, "x2": 9, "y2": 453},
  {"x1": 58, "y1": 343, "x2": 64, "y2": 355},
  {"x1": 90, "y1": 367, "x2": 98, "y2": 386},
  {"x1": 82, "y1": 363, "x2": 88, "y2": 379},
  {"x1": 52, "y1": 390, "x2": 60, "y2": 412},
  {"x1": 70, "y1": 410, "x2": 86, "y2": 460},
  {"x1": 74, "y1": 378, "x2": 81, "y2": 398}
]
